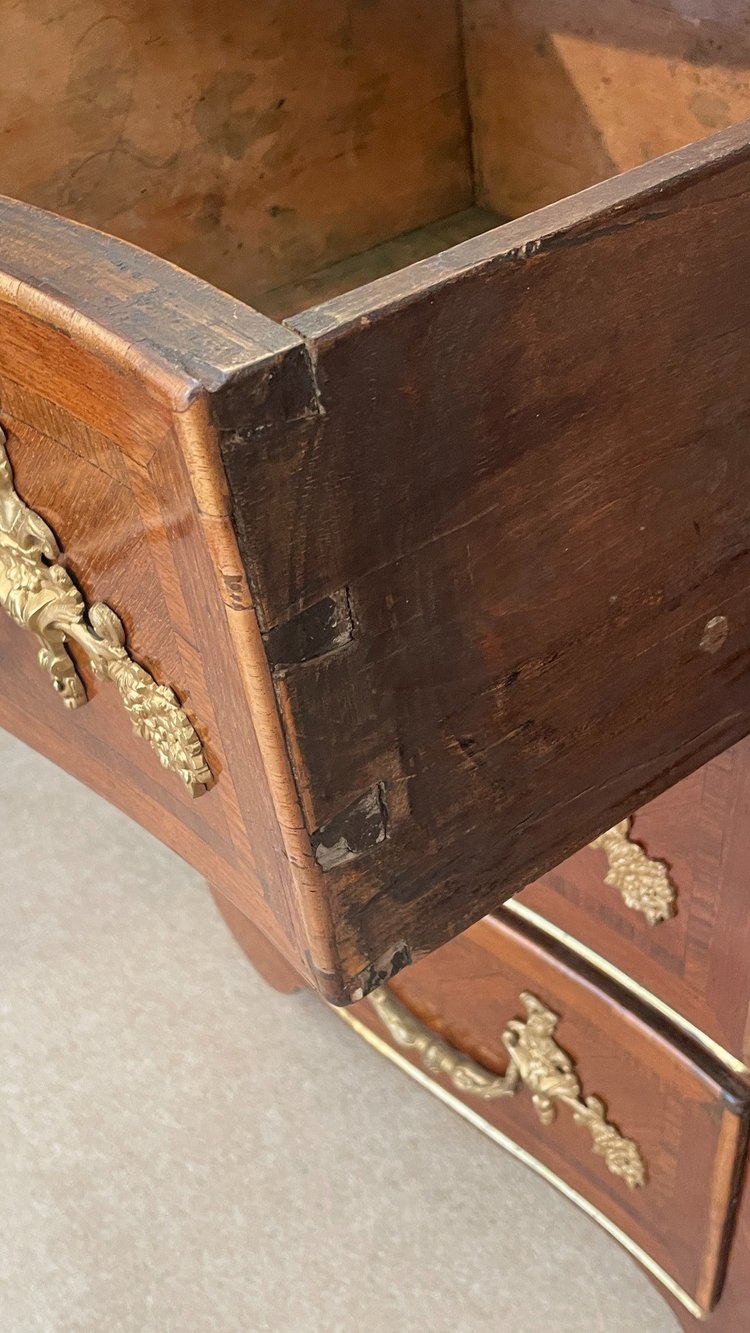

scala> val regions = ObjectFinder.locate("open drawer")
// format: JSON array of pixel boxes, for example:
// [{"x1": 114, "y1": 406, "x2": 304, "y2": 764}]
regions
[{"x1": 1, "y1": 3, "x2": 750, "y2": 1002}]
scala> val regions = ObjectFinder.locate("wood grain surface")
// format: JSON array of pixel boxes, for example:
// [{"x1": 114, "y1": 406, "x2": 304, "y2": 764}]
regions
[
  {"x1": 0, "y1": 196, "x2": 338, "y2": 992},
  {"x1": 7, "y1": 0, "x2": 750, "y2": 314},
  {"x1": 4, "y1": 11, "x2": 750, "y2": 1323},
  {"x1": 522, "y1": 732, "x2": 750, "y2": 1066},
  {"x1": 463, "y1": 0, "x2": 750, "y2": 218},
  {"x1": 2, "y1": 0, "x2": 471, "y2": 308},
  {"x1": 3, "y1": 121, "x2": 750, "y2": 1002},
  {"x1": 220, "y1": 122, "x2": 750, "y2": 997},
  {"x1": 356, "y1": 912, "x2": 749, "y2": 1314}
]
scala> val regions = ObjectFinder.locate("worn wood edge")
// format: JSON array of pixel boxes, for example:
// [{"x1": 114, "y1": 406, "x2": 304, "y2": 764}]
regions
[
  {"x1": 174, "y1": 401, "x2": 345, "y2": 998},
  {"x1": 696, "y1": 1105, "x2": 750, "y2": 1313},
  {"x1": 314, "y1": 699, "x2": 750, "y2": 1010},
  {"x1": 288, "y1": 118, "x2": 750, "y2": 341},
  {"x1": 0, "y1": 201, "x2": 346, "y2": 999},
  {"x1": 0, "y1": 194, "x2": 302, "y2": 410}
]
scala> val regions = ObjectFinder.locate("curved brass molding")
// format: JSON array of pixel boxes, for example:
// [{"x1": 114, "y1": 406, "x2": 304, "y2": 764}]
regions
[
  {"x1": 505, "y1": 897, "x2": 748, "y2": 1075},
  {"x1": 590, "y1": 819, "x2": 676, "y2": 925},
  {"x1": 337, "y1": 1006, "x2": 701, "y2": 1319},
  {"x1": 0, "y1": 425, "x2": 211, "y2": 796},
  {"x1": 370, "y1": 986, "x2": 646, "y2": 1189}
]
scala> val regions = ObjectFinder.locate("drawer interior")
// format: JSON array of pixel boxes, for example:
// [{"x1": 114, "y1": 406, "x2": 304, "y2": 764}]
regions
[{"x1": 3, "y1": 2, "x2": 750, "y2": 319}]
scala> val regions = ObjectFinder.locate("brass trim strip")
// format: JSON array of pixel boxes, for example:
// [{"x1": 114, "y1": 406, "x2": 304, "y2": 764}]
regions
[
  {"x1": 336, "y1": 1006, "x2": 705, "y2": 1322},
  {"x1": 504, "y1": 899, "x2": 748, "y2": 1076}
]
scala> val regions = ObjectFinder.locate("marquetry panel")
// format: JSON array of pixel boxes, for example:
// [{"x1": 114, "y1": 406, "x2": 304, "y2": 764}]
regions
[
  {"x1": 0, "y1": 295, "x2": 303, "y2": 971},
  {"x1": 521, "y1": 736, "x2": 750, "y2": 1065},
  {"x1": 354, "y1": 914, "x2": 748, "y2": 1314}
]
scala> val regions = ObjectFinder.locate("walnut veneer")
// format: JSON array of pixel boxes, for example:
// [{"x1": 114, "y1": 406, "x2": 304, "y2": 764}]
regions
[{"x1": 2, "y1": 2, "x2": 750, "y2": 1326}]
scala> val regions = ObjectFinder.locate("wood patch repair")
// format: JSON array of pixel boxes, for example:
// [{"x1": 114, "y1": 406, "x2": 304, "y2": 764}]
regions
[
  {"x1": 312, "y1": 782, "x2": 389, "y2": 871},
  {"x1": 264, "y1": 588, "x2": 355, "y2": 668},
  {"x1": 348, "y1": 938, "x2": 412, "y2": 1003}
]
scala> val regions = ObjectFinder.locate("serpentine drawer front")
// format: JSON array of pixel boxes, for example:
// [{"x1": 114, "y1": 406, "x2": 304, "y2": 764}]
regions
[
  {"x1": 3, "y1": 5, "x2": 750, "y2": 1003},
  {"x1": 517, "y1": 735, "x2": 750, "y2": 1069},
  {"x1": 347, "y1": 914, "x2": 748, "y2": 1317}
]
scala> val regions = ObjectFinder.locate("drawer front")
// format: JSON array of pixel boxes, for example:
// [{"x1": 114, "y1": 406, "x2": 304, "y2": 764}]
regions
[
  {"x1": 0, "y1": 198, "x2": 334, "y2": 992},
  {"x1": 518, "y1": 736, "x2": 750, "y2": 1067},
  {"x1": 347, "y1": 915, "x2": 747, "y2": 1315}
]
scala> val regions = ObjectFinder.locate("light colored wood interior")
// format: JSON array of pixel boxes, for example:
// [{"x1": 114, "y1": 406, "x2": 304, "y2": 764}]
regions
[
  {"x1": 2, "y1": 0, "x2": 750, "y2": 318},
  {"x1": 257, "y1": 206, "x2": 502, "y2": 320},
  {"x1": 1, "y1": 0, "x2": 473, "y2": 309},
  {"x1": 463, "y1": 0, "x2": 750, "y2": 219}
]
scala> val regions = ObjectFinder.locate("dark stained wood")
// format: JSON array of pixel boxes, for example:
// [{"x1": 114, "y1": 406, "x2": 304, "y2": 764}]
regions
[
  {"x1": 353, "y1": 912, "x2": 749, "y2": 1315},
  {"x1": 521, "y1": 732, "x2": 750, "y2": 1066},
  {"x1": 5, "y1": 121, "x2": 750, "y2": 1003},
  {"x1": 220, "y1": 121, "x2": 750, "y2": 997},
  {"x1": 5, "y1": 13, "x2": 750, "y2": 1326}
]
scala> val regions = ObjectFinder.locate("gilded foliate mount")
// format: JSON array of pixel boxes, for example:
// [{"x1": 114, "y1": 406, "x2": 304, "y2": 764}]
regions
[
  {"x1": 590, "y1": 819, "x2": 676, "y2": 925},
  {"x1": 0, "y1": 425, "x2": 211, "y2": 796},
  {"x1": 370, "y1": 986, "x2": 646, "y2": 1189}
]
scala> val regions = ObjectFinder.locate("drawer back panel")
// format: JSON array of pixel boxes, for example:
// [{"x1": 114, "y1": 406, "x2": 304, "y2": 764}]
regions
[{"x1": 4, "y1": 3, "x2": 750, "y2": 321}]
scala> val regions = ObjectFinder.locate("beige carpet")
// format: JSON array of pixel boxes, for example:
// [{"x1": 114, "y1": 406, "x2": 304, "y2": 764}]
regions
[{"x1": 0, "y1": 728, "x2": 679, "y2": 1333}]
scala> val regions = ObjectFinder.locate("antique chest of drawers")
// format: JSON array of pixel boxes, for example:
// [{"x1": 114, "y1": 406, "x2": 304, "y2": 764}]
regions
[
  {"x1": 2, "y1": 2, "x2": 750, "y2": 1327},
  {"x1": 347, "y1": 737, "x2": 750, "y2": 1324}
]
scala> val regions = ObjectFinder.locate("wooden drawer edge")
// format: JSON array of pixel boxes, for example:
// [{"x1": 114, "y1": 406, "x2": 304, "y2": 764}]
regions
[
  {"x1": 505, "y1": 899, "x2": 749, "y2": 1077},
  {"x1": 334, "y1": 1002, "x2": 706, "y2": 1321}
]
